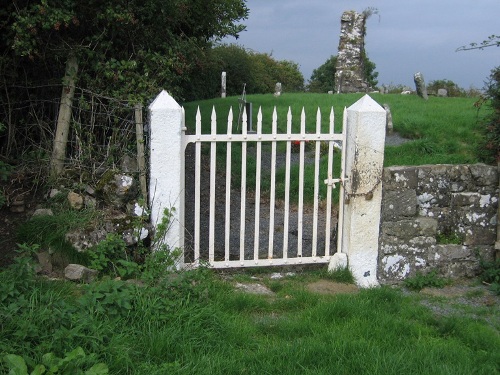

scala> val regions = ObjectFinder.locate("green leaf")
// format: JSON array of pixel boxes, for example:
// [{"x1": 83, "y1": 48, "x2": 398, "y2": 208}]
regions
[
  {"x1": 30, "y1": 364, "x2": 46, "y2": 375},
  {"x1": 41, "y1": 353, "x2": 58, "y2": 369},
  {"x1": 3, "y1": 354, "x2": 28, "y2": 375},
  {"x1": 85, "y1": 363, "x2": 109, "y2": 375}
]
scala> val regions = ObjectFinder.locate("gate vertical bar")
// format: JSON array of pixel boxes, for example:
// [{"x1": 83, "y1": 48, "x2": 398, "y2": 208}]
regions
[
  {"x1": 268, "y1": 107, "x2": 278, "y2": 260},
  {"x1": 336, "y1": 107, "x2": 348, "y2": 254},
  {"x1": 297, "y1": 108, "x2": 306, "y2": 258},
  {"x1": 239, "y1": 108, "x2": 248, "y2": 263},
  {"x1": 225, "y1": 108, "x2": 233, "y2": 264},
  {"x1": 324, "y1": 108, "x2": 335, "y2": 257},
  {"x1": 282, "y1": 108, "x2": 292, "y2": 261},
  {"x1": 209, "y1": 107, "x2": 217, "y2": 262},
  {"x1": 194, "y1": 107, "x2": 202, "y2": 264},
  {"x1": 253, "y1": 108, "x2": 263, "y2": 262},
  {"x1": 312, "y1": 108, "x2": 321, "y2": 257}
]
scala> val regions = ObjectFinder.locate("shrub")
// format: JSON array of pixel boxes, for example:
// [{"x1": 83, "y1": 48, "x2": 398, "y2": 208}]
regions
[{"x1": 478, "y1": 66, "x2": 500, "y2": 163}]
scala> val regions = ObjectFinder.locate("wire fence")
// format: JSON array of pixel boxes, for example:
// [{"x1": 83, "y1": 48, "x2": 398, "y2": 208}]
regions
[{"x1": 0, "y1": 84, "x2": 146, "y2": 186}]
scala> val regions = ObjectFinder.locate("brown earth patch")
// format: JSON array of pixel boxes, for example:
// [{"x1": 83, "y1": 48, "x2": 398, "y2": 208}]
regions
[{"x1": 306, "y1": 280, "x2": 359, "y2": 295}]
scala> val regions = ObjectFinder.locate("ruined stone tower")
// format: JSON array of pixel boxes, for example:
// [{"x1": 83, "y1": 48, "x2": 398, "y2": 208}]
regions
[{"x1": 335, "y1": 10, "x2": 370, "y2": 93}]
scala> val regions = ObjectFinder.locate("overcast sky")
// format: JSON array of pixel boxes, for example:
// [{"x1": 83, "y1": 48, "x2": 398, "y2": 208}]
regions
[{"x1": 223, "y1": 0, "x2": 500, "y2": 90}]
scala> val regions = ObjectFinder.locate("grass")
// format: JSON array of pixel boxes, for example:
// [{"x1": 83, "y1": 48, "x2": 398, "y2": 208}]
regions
[
  {"x1": 1, "y1": 261, "x2": 499, "y2": 374},
  {"x1": 183, "y1": 93, "x2": 489, "y2": 203}
]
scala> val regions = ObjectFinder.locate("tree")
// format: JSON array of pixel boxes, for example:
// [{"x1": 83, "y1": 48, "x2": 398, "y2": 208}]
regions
[
  {"x1": 427, "y1": 79, "x2": 465, "y2": 97},
  {"x1": 5, "y1": 0, "x2": 249, "y2": 101},
  {"x1": 1, "y1": 0, "x2": 249, "y2": 172},
  {"x1": 308, "y1": 56, "x2": 337, "y2": 93},
  {"x1": 456, "y1": 35, "x2": 500, "y2": 51},
  {"x1": 308, "y1": 54, "x2": 378, "y2": 93}
]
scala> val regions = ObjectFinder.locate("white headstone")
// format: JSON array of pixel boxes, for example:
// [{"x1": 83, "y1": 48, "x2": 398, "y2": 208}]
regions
[{"x1": 221, "y1": 71, "x2": 226, "y2": 98}]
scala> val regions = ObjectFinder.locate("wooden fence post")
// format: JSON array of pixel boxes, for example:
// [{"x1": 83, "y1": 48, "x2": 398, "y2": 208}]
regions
[
  {"x1": 340, "y1": 95, "x2": 386, "y2": 287},
  {"x1": 148, "y1": 90, "x2": 184, "y2": 267},
  {"x1": 50, "y1": 54, "x2": 78, "y2": 178},
  {"x1": 134, "y1": 104, "x2": 148, "y2": 201}
]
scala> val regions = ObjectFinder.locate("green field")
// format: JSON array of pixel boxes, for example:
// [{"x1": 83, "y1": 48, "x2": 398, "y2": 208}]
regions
[
  {"x1": 183, "y1": 92, "x2": 487, "y2": 167},
  {"x1": 183, "y1": 93, "x2": 488, "y2": 203}
]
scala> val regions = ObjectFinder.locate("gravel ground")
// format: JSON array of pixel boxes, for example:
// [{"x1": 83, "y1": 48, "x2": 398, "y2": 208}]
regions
[
  {"x1": 183, "y1": 131, "x2": 410, "y2": 264},
  {"x1": 184, "y1": 143, "x2": 338, "y2": 264}
]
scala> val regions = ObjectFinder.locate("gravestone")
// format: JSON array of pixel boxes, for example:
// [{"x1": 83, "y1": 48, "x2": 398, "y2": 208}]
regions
[
  {"x1": 437, "y1": 88, "x2": 448, "y2": 97},
  {"x1": 335, "y1": 10, "x2": 371, "y2": 93},
  {"x1": 274, "y1": 82, "x2": 282, "y2": 96},
  {"x1": 221, "y1": 71, "x2": 226, "y2": 98},
  {"x1": 413, "y1": 72, "x2": 428, "y2": 100},
  {"x1": 383, "y1": 103, "x2": 393, "y2": 134}
]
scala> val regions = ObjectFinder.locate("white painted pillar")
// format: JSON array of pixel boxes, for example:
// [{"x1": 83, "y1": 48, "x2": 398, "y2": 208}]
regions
[
  {"x1": 342, "y1": 95, "x2": 386, "y2": 287},
  {"x1": 148, "y1": 90, "x2": 184, "y2": 267}
]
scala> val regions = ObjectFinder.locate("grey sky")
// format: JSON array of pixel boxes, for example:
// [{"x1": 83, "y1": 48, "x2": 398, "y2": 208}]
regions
[{"x1": 223, "y1": 0, "x2": 500, "y2": 89}]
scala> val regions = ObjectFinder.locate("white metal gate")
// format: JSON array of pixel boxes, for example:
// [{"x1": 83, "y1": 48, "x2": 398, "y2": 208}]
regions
[{"x1": 182, "y1": 105, "x2": 347, "y2": 268}]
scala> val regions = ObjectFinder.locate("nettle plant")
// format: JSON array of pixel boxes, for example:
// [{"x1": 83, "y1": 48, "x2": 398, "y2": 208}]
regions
[{"x1": 87, "y1": 207, "x2": 182, "y2": 282}]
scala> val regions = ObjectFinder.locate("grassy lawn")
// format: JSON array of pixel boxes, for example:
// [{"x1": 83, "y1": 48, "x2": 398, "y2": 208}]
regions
[
  {"x1": 1, "y1": 261, "x2": 499, "y2": 374},
  {"x1": 183, "y1": 92, "x2": 488, "y2": 167},
  {"x1": 182, "y1": 93, "x2": 489, "y2": 203}
]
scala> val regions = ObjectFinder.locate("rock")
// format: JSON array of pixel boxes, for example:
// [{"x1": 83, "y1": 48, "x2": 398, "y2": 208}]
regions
[
  {"x1": 85, "y1": 185, "x2": 96, "y2": 196},
  {"x1": 64, "y1": 264, "x2": 98, "y2": 282},
  {"x1": 36, "y1": 251, "x2": 53, "y2": 274},
  {"x1": 65, "y1": 228, "x2": 108, "y2": 252},
  {"x1": 32, "y1": 208, "x2": 54, "y2": 217},
  {"x1": 121, "y1": 155, "x2": 138, "y2": 173},
  {"x1": 98, "y1": 171, "x2": 138, "y2": 208},
  {"x1": 84, "y1": 195, "x2": 97, "y2": 209},
  {"x1": 235, "y1": 282, "x2": 275, "y2": 296},
  {"x1": 10, "y1": 197, "x2": 25, "y2": 213},
  {"x1": 49, "y1": 189, "x2": 61, "y2": 198},
  {"x1": 67, "y1": 191, "x2": 84, "y2": 210},
  {"x1": 413, "y1": 72, "x2": 428, "y2": 100}
]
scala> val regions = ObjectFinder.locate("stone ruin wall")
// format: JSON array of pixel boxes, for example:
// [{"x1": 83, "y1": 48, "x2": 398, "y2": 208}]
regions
[
  {"x1": 335, "y1": 11, "x2": 370, "y2": 94},
  {"x1": 379, "y1": 164, "x2": 498, "y2": 284}
]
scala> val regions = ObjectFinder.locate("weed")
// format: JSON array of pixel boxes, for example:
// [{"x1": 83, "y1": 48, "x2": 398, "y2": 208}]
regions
[
  {"x1": 78, "y1": 279, "x2": 137, "y2": 318},
  {"x1": 437, "y1": 232, "x2": 462, "y2": 245},
  {"x1": 325, "y1": 265, "x2": 355, "y2": 284},
  {"x1": 479, "y1": 258, "x2": 500, "y2": 295},
  {"x1": 2, "y1": 347, "x2": 108, "y2": 374},
  {"x1": 404, "y1": 270, "x2": 450, "y2": 291},
  {"x1": 87, "y1": 233, "x2": 139, "y2": 279}
]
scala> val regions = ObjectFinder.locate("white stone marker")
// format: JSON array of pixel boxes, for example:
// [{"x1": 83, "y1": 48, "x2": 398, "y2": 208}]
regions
[
  {"x1": 337, "y1": 94, "x2": 386, "y2": 287},
  {"x1": 148, "y1": 90, "x2": 184, "y2": 267}
]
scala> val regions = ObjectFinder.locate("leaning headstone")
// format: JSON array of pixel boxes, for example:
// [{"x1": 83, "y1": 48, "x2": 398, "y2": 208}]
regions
[
  {"x1": 413, "y1": 72, "x2": 428, "y2": 100},
  {"x1": 383, "y1": 104, "x2": 393, "y2": 134},
  {"x1": 274, "y1": 82, "x2": 282, "y2": 97},
  {"x1": 221, "y1": 71, "x2": 226, "y2": 98},
  {"x1": 437, "y1": 88, "x2": 448, "y2": 97}
]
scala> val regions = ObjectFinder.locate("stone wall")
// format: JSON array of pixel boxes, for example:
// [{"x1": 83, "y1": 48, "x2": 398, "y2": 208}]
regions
[{"x1": 378, "y1": 164, "x2": 498, "y2": 284}]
